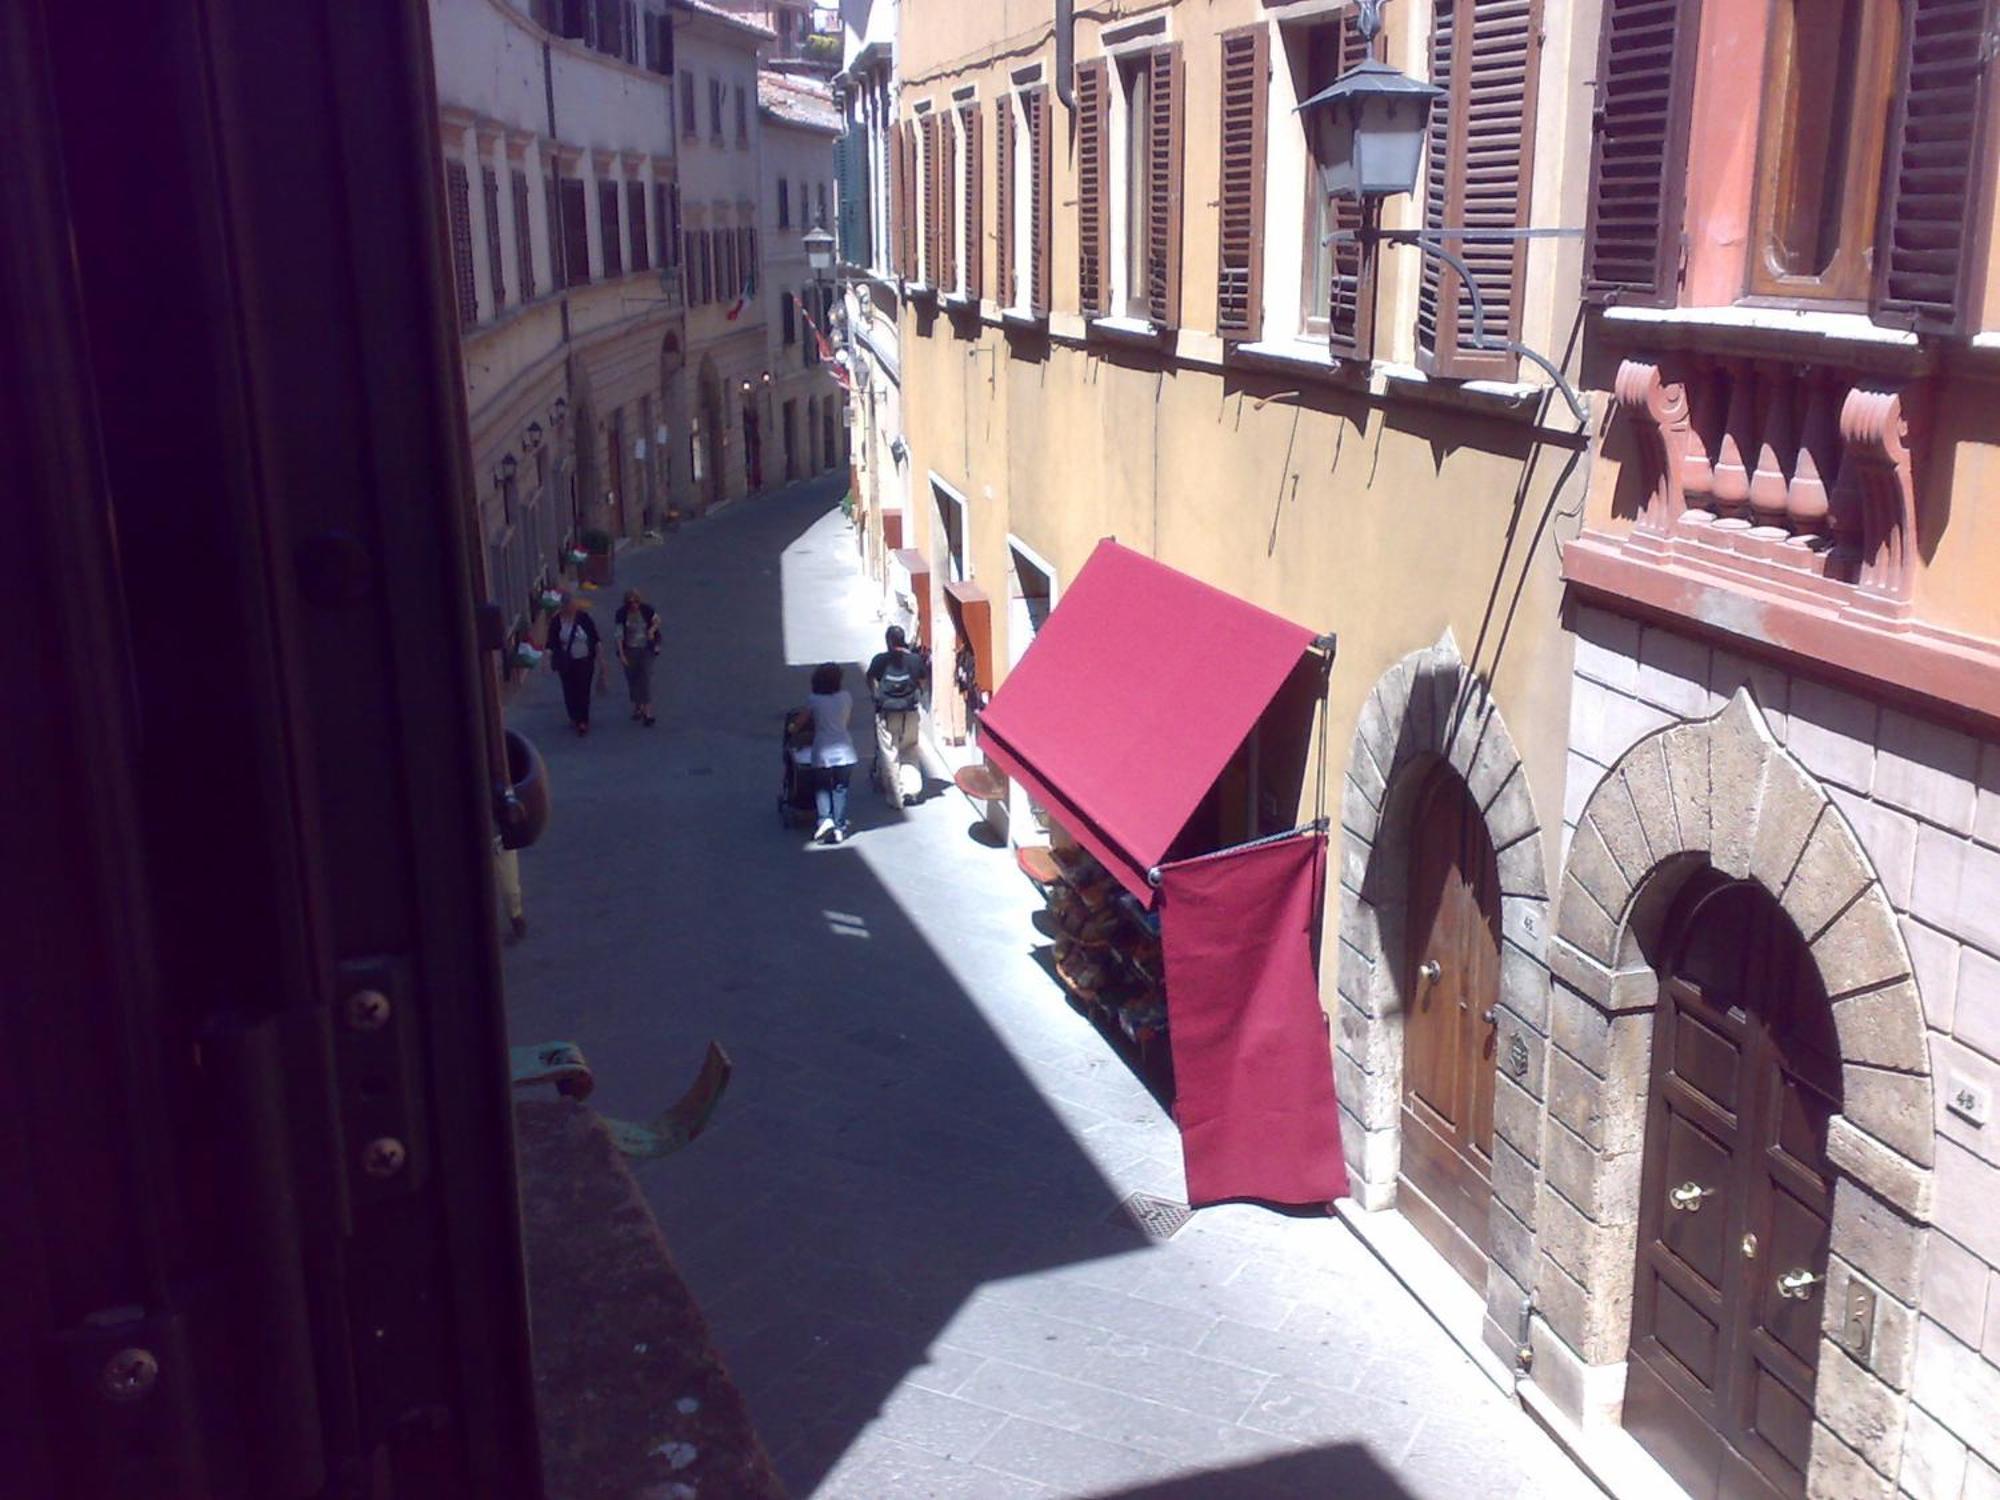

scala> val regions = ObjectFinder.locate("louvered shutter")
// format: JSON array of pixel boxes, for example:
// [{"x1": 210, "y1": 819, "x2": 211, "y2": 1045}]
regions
[
  {"x1": 995, "y1": 97, "x2": 1014, "y2": 305},
  {"x1": 922, "y1": 114, "x2": 941, "y2": 285},
  {"x1": 1030, "y1": 88, "x2": 1052, "y2": 315},
  {"x1": 1326, "y1": 18, "x2": 1379, "y2": 356},
  {"x1": 1076, "y1": 60, "x2": 1110, "y2": 316},
  {"x1": 513, "y1": 169, "x2": 536, "y2": 299},
  {"x1": 1581, "y1": 0, "x2": 1701, "y2": 304},
  {"x1": 1418, "y1": 0, "x2": 1543, "y2": 379},
  {"x1": 1872, "y1": 0, "x2": 2000, "y2": 333},
  {"x1": 483, "y1": 167, "x2": 507, "y2": 311},
  {"x1": 562, "y1": 178, "x2": 590, "y2": 286},
  {"x1": 888, "y1": 121, "x2": 905, "y2": 277},
  {"x1": 446, "y1": 161, "x2": 477, "y2": 328},
  {"x1": 962, "y1": 103, "x2": 984, "y2": 300},
  {"x1": 1216, "y1": 27, "x2": 1268, "y2": 341},
  {"x1": 547, "y1": 177, "x2": 567, "y2": 288},
  {"x1": 1144, "y1": 46, "x2": 1186, "y2": 327},
  {"x1": 628, "y1": 180, "x2": 649, "y2": 271},
  {"x1": 599, "y1": 180, "x2": 623, "y2": 277},
  {"x1": 937, "y1": 112, "x2": 958, "y2": 292}
]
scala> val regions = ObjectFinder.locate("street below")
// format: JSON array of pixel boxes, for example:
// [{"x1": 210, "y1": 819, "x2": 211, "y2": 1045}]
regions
[{"x1": 501, "y1": 478, "x2": 1595, "y2": 1499}]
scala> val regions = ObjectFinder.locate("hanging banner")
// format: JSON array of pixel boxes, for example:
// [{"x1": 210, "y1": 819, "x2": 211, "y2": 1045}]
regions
[{"x1": 1159, "y1": 831, "x2": 1347, "y2": 1208}]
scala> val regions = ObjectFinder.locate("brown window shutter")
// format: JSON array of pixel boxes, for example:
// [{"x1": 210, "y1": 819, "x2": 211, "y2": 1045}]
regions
[
  {"x1": 887, "y1": 121, "x2": 905, "y2": 277},
  {"x1": 1076, "y1": 60, "x2": 1110, "y2": 316},
  {"x1": 1872, "y1": 0, "x2": 2000, "y2": 334},
  {"x1": 937, "y1": 112, "x2": 958, "y2": 292},
  {"x1": 599, "y1": 179, "x2": 623, "y2": 278},
  {"x1": 547, "y1": 177, "x2": 566, "y2": 288},
  {"x1": 1030, "y1": 88, "x2": 1052, "y2": 315},
  {"x1": 962, "y1": 103, "x2": 984, "y2": 300},
  {"x1": 1145, "y1": 45, "x2": 1186, "y2": 328},
  {"x1": 995, "y1": 97, "x2": 1014, "y2": 304},
  {"x1": 922, "y1": 114, "x2": 941, "y2": 285},
  {"x1": 446, "y1": 160, "x2": 477, "y2": 329},
  {"x1": 563, "y1": 178, "x2": 591, "y2": 286},
  {"x1": 1418, "y1": 0, "x2": 1543, "y2": 380},
  {"x1": 1215, "y1": 27, "x2": 1268, "y2": 341},
  {"x1": 1327, "y1": 18, "x2": 1380, "y2": 357},
  {"x1": 512, "y1": 169, "x2": 537, "y2": 299},
  {"x1": 482, "y1": 167, "x2": 507, "y2": 312},
  {"x1": 628, "y1": 180, "x2": 649, "y2": 272},
  {"x1": 1581, "y1": 0, "x2": 1701, "y2": 306}
]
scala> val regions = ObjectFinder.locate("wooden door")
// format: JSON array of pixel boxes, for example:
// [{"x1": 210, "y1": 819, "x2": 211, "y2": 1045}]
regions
[
  {"x1": 1625, "y1": 879, "x2": 1838, "y2": 1500},
  {"x1": 1399, "y1": 766, "x2": 1501, "y2": 1287}
]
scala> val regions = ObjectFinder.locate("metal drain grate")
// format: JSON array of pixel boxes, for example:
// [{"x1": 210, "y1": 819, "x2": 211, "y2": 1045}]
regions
[{"x1": 1112, "y1": 1191, "x2": 1192, "y2": 1242}]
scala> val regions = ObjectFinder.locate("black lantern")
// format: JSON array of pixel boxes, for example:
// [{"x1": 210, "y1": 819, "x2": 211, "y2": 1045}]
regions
[
  {"x1": 498, "y1": 452, "x2": 519, "y2": 483},
  {"x1": 1297, "y1": 58, "x2": 1442, "y2": 202},
  {"x1": 525, "y1": 420, "x2": 543, "y2": 450}
]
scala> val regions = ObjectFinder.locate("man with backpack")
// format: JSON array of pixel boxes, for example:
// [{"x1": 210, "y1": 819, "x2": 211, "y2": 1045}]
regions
[{"x1": 865, "y1": 625, "x2": 929, "y2": 807}]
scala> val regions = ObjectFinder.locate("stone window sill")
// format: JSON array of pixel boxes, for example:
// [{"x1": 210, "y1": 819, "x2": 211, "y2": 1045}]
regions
[
  {"x1": 999, "y1": 307, "x2": 1048, "y2": 330},
  {"x1": 1086, "y1": 314, "x2": 1169, "y2": 348},
  {"x1": 1224, "y1": 338, "x2": 1547, "y2": 418}
]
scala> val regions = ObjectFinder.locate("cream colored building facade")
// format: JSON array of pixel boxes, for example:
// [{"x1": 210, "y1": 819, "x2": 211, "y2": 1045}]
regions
[{"x1": 850, "y1": 1, "x2": 2000, "y2": 1498}]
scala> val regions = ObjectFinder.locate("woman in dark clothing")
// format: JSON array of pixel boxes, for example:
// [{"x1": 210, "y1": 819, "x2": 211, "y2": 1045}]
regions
[
  {"x1": 548, "y1": 595, "x2": 603, "y2": 734},
  {"x1": 614, "y1": 589, "x2": 663, "y2": 727}
]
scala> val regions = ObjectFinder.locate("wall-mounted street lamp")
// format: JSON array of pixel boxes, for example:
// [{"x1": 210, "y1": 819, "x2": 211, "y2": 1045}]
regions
[
  {"x1": 524, "y1": 421, "x2": 544, "y2": 451},
  {"x1": 803, "y1": 223, "x2": 836, "y2": 277},
  {"x1": 550, "y1": 395, "x2": 569, "y2": 428},
  {"x1": 1294, "y1": 0, "x2": 1585, "y2": 421},
  {"x1": 499, "y1": 452, "x2": 519, "y2": 483}
]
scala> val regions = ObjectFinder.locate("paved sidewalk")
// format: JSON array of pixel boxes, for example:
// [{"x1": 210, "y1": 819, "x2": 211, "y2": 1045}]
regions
[{"x1": 502, "y1": 480, "x2": 1597, "y2": 1498}]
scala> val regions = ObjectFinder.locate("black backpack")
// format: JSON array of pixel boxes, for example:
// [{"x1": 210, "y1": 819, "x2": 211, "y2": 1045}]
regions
[{"x1": 876, "y1": 650, "x2": 921, "y2": 712}]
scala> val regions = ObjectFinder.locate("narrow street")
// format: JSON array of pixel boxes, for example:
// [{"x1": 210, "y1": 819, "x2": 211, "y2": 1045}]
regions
[{"x1": 502, "y1": 479, "x2": 1594, "y2": 1500}]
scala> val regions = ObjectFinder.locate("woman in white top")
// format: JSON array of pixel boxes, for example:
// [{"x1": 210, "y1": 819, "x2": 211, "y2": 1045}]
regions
[{"x1": 807, "y1": 661, "x2": 858, "y2": 843}]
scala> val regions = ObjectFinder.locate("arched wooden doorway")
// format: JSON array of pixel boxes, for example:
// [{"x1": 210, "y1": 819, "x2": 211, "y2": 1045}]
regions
[
  {"x1": 1400, "y1": 762, "x2": 1500, "y2": 1288},
  {"x1": 1625, "y1": 875, "x2": 1837, "y2": 1500}
]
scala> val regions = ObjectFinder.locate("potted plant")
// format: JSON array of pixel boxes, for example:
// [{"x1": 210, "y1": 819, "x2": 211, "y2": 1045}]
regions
[{"x1": 579, "y1": 526, "x2": 614, "y2": 585}]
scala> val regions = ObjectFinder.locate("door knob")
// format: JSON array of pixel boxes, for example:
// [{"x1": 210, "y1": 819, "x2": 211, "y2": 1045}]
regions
[
  {"x1": 1418, "y1": 959, "x2": 1441, "y2": 984},
  {"x1": 1482, "y1": 1007, "x2": 1497, "y2": 1024},
  {"x1": 1667, "y1": 1181, "x2": 1714, "y2": 1212},
  {"x1": 1777, "y1": 1268, "x2": 1823, "y2": 1300}
]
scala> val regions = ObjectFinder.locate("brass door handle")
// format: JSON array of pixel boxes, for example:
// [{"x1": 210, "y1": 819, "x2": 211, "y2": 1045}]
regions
[
  {"x1": 1667, "y1": 1182, "x2": 1714, "y2": 1213},
  {"x1": 1777, "y1": 1269, "x2": 1823, "y2": 1300},
  {"x1": 1418, "y1": 959, "x2": 1442, "y2": 985}
]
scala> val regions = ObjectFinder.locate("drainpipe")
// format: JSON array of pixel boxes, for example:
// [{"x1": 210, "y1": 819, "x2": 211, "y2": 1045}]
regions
[{"x1": 1056, "y1": 0, "x2": 1074, "y2": 111}]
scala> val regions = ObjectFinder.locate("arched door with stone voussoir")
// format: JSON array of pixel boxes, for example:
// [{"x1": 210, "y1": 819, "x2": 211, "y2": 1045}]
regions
[{"x1": 1626, "y1": 875, "x2": 1837, "y2": 1500}]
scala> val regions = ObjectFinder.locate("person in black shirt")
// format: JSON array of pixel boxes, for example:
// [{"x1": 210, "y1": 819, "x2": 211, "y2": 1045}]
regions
[
  {"x1": 548, "y1": 594, "x2": 603, "y2": 735},
  {"x1": 865, "y1": 625, "x2": 929, "y2": 806}
]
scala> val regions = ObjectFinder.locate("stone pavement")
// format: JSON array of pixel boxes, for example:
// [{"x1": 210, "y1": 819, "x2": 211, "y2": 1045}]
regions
[{"x1": 501, "y1": 478, "x2": 1599, "y2": 1499}]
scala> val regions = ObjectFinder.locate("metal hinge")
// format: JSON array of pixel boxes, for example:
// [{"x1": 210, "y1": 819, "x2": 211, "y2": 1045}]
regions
[{"x1": 44, "y1": 1306, "x2": 208, "y2": 1494}]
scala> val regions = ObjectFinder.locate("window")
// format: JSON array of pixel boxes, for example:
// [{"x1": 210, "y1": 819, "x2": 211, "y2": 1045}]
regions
[
  {"x1": 560, "y1": 177, "x2": 590, "y2": 286},
  {"x1": 482, "y1": 166, "x2": 507, "y2": 312},
  {"x1": 1025, "y1": 88, "x2": 1050, "y2": 314},
  {"x1": 680, "y1": 70, "x2": 696, "y2": 136},
  {"x1": 547, "y1": 176, "x2": 566, "y2": 287},
  {"x1": 1749, "y1": 0, "x2": 1899, "y2": 302},
  {"x1": 445, "y1": 160, "x2": 476, "y2": 329},
  {"x1": 628, "y1": 180, "x2": 649, "y2": 272},
  {"x1": 1214, "y1": 26, "x2": 1266, "y2": 340},
  {"x1": 955, "y1": 109, "x2": 981, "y2": 298},
  {"x1": 994, "y1": 96, "x2": 1015, "y2": 306},
  {"x1": 599, "y1": 179, "x2": 624, "y2": 278},
  {"x1": 1119, "y1": 57, "x2": 1151, "y2": 320},
  {"x1": 931, "y1": 115, "x2": 956, "y2": 290},
  {"x1": 643, "y1": 10, "x2": 673, "y2": 74},
  {"x1": 1079, "y1": 50, "x2": 1183, "y2": 325},
  {"x1": 778, "y1": 176, "x2": 790, "y2": 228},
  {"x1": 782, "y1": 289, "x2": 796, "y2": 343},
  {"x1": 709, "y1": 77, "x2": 724, "y2": 138},
  {"x1": 512, "y1": 169, "x2": 536, "y2": 300},
  {"x1": 1293, "y1": 16, "x2": 1374, "y2": 353},
  {"x1": 735, "y1": 84, "x2": 748, "y2": 144},
  {"x1": 817, "y1": 181, "x2": 830, "y2": 234},
  {"x1": 1418, "y1": 0, "x2": 1542, "y2": 379}
]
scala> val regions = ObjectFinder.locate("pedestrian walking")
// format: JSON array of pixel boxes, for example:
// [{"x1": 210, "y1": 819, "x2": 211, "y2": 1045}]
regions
[
  {"x1": 548, "y1": 594, "x2": 604, "y2": 735},
  {"x1": 865, "y1": 625, "x2": 929, "y2": 806},
  {"x1": 614, "y1": 588, "x2": 662, "y2": 727},
  {"x1": 806, "y1": 661, "x2": 857, "y2": 845}
]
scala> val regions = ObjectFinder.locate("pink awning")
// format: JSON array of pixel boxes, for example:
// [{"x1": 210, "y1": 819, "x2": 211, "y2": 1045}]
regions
[
  {"x1": 1160, "y1": 832, "x2": 1347, "y2": 1208},
  {"x1": 977, "y1": 541, "x2": 1316, "y2": 904}
]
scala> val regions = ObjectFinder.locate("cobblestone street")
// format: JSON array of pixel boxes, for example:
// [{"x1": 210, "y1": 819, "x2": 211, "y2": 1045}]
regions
[{"x1": 502, "y1": 480, "x2": 1597, "y2": 1499}]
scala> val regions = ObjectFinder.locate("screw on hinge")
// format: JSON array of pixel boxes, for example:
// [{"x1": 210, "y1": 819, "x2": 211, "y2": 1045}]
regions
[
  {"x1": 361, "y1": 1137, "x2": 407, "y2": 1179},
  {"x1": 99, "y1": 1347, "x2": 160, "y2": 1403},
  {"x1": 345, "y1": 989, "x2": 392, "y2": 1032}
]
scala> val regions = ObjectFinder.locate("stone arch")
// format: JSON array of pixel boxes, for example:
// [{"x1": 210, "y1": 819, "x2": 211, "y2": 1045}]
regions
[
  {"x1": 1541, "y1": 687, "x2": 1934, "y2": 1487},
  {"x1": 1334, "y1": 629, "x2": 1553, "y2": 1267}
]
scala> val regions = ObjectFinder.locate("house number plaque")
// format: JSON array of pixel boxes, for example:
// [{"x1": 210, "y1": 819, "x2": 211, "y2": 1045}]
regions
[{"x1": 1506, "y1": 1033, "x2": 1530, "y2": 1080}]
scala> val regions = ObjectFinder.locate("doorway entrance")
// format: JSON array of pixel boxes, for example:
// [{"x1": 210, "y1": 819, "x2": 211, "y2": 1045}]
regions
[
  {"x1": 743, "y1": 399, "x2": 763, "y2": 492},
  {"x1": 1399, "y1": 764, "x2": 1500, "y2": 1288},
  {"x1": 1625, "y1": 876, "x2": 1836, "y2": 1500}
]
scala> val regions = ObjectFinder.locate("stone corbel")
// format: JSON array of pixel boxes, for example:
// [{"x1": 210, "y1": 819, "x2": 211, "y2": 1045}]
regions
[
  {"x1": 1838, "y1": 386, "x2": 1918, "y2": 607},
  {"x1": 1614, "y1": 359, "x2": 1696, "y2": 534}
]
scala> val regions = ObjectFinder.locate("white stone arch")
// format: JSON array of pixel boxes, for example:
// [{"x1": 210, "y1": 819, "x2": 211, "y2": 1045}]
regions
[
  {"x1": 1333, "y1": 630, "x2": 1554, "y2": 1357},
  {"x1": 1541, "y1": 688, "x2": 1934, "y2": 1491}
]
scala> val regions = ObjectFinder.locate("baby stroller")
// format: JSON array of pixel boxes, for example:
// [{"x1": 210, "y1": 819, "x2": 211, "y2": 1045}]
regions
[{"x1": 777, "y1": 708, "x2": 817, "y2": 829}]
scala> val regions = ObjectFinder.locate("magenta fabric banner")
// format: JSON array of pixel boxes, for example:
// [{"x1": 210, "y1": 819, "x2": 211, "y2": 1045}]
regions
[{"x1": 1159, "y1": 831, "x2": 1347, "y2": 1208}]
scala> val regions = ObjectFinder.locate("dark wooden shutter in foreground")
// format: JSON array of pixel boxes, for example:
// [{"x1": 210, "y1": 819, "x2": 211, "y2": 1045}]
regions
[
  {"x1": 1030, "y1": 88, "x2": 1052, "y2": 315},
  {"x1": 1418, "y1": 0, "x2": 1542, "y2": 379},
  {"x1": 1327, "y1": 18, "x2": 1379, "y2": 356},
  {"x1": 1076, "y1": 59, "x2": 1110, "y2": 316},
  {"x1": 483, "y1": 167, "x2": 507, "y2": 311},
  {"x1": 962, "y1": 103, "x2": 984, "y2": 299},
  {"x1": 1145, "y1": 46, "x2": 1186, "y2": 327},
  {"x1": 1216, "y1": 26, "x2": 1268, "y2": 341},
  {"x1": 1872, "y1": 0, "x2": 2000, "y2": 333},
  {"x1": 446, "y1": 161, "x2": 477, "y2": 327},
  {"x1": 512, "y1": 169, "x2": 537, "y2": 299},
  {"x1": 1581, "y1": 0, "x2": 1702, "y2": 306},
  {"x1": 995, "y1": 96, "x2": 1015, "y2": 304}
]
